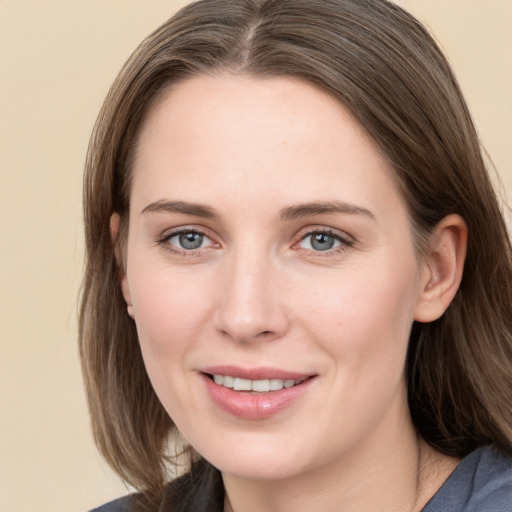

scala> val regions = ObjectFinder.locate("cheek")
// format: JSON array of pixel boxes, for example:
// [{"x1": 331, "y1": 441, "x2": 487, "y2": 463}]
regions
[
  {"x1": 128, "y1": 263, "x2": 215, "y2": 361},
  {"x1": 297, "y1": 263, "x2": 419, "y2": 437},
  {"x1": 297, "y1": 260, "x2": 419, "y2": 374},
  {"x1": 127, "y1": 267, "x2": 217, "y2": 423}
]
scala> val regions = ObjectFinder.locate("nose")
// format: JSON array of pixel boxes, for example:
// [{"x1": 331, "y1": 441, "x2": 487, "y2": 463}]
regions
[{"x1": 213, "y1": 250, "x2": 290, "y2": 344}]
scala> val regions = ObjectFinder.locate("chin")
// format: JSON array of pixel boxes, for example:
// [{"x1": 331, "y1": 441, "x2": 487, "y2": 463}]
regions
[
  {"x1": 197, "y1": 437, "x2": 309, "y2": 481},
  {"x1": 216, "y1": 458, "x2": 304, "y2": 482}
]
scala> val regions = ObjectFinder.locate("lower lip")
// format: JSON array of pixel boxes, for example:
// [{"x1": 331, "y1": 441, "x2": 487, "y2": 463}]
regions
[{"x1": 202, "y1": 374, "x2": 315, "y2": 420}]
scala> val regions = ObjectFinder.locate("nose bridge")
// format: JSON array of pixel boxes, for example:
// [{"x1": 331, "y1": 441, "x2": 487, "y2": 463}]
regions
[{"x1": 214, "y1": 241, "x2": 288, "y2": 342}]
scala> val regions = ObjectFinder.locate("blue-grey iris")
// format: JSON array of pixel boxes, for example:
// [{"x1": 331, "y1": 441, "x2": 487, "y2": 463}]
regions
[
  {"x1": 311, "y1": 233, "x2": 335, "y2": 251},
  {"x1": 179, "y1": 232, "x2": 204, "y2": 249}
]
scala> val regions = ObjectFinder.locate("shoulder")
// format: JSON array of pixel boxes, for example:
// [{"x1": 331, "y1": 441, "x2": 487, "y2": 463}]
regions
[
  {"x1": 469, "y1": 445, "x2": 512, "y2": 510},
  {"x1": 89, "y1": 494, "x2": 137, "y2": 512},
  {"x1": 423, "y1": 445, "x2": 512, "y2": 512},
  {"x1": 88, "y1": 461, "x2": 224, "y2": 512}
]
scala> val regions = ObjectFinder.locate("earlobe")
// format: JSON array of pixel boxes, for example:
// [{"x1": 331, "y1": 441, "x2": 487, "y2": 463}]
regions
[
  {"x1": 110, "y1": 213, "x2": 134, "y2": 317},
  {"x1": 414, "y1": 214, "x2": 468, "y2": 323}
]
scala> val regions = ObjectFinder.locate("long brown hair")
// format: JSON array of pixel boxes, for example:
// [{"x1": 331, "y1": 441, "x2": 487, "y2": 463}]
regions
[{"x1": 80, "y1": 0, "x2": 512, "y2": 508}]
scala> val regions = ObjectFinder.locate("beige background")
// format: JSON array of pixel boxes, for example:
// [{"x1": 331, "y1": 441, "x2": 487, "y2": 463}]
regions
[{"x1": 0, "y1": 1, "x2": 510, "y2": 511}]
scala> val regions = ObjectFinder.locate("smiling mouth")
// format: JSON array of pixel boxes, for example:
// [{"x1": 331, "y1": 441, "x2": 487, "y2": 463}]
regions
[
  {"x1": 203, "y1": 371, "x2": 316, "y2": 419},
  {"x1": 208, "y1": 374, "x2": 307, "y2": 393}
]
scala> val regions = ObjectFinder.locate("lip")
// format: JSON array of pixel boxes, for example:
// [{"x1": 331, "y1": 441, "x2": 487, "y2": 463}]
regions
[
  {"x1": 200, "y1": 366, "x2": 316, "y2": 420},
  {"x1": 202, "y1": 365, "x2": 311, "y2": 381}
]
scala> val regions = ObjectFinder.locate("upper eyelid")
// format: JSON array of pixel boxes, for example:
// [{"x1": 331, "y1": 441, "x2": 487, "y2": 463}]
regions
[
  {"x1": 160, "y1": 225, "x2": 213, "y2": 239},
  {"x1": 295, "y1": 226, "x2": 354, "y2": 242}
]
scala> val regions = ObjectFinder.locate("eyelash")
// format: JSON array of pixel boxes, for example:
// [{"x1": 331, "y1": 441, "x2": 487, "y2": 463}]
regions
[
  {"x1": 295, "y1": 228, "x2": 354, "y2": 254},
  {"x1": 158, "y1": 228, "x2": 215, "y2": 257},
  {"x1": 158, "y1": 227, "x2": 354, "y2": 256}
]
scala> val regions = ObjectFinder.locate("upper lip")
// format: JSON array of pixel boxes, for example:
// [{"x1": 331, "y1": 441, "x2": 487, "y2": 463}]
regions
[{"x1": 201, "y1": 365, "x2": 314, "y2": 381}]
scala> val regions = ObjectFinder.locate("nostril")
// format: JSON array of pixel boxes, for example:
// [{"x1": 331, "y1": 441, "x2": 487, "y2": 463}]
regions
[{"x1": 255, "y1": 330, "x2": 275, "y2": 340}]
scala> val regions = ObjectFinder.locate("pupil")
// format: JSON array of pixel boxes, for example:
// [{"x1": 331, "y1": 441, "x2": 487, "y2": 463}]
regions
[
  {"x1": 311, "y1": 233, "x2": 334, "y2": 251},
  {"x1": 179, "y1": 232, "x2": 203, "y2": 249}
]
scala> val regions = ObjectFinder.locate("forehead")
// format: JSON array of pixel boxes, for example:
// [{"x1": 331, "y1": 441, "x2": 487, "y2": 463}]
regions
[
  {"x1": 130, "y1": 74, "x2": 405, "y2": 220},
  {"x1": 136, "y1": 74, "x2": 379, "y2": 161}
]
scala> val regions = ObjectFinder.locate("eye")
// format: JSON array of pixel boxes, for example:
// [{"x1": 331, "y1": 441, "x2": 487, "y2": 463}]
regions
[
  {"x1": 164, "y1": 230, "x2": 213, "y2": 251},
  {"x1": 298, "y1": 230, "x2": 351, "y2": 252}
]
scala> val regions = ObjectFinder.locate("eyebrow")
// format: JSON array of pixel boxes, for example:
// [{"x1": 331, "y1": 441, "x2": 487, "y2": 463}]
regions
[
  {"x1": 140, "y1": 199, "x2": 375, "y2": 221},
  {"x1": 279, "y1": 201, "x2": 375, "y2": 221},
  {"x1": 141, "y1": 200, "x2": 217, "y2": 218}
]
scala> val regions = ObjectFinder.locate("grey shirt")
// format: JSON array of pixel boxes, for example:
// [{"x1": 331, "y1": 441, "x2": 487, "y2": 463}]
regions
[
  {"x1": 91, "y1": 445, "x2": 512, "y2": 511},
  {"x1": 422, "y1": 445, "x2": 512, "y2": 511}
]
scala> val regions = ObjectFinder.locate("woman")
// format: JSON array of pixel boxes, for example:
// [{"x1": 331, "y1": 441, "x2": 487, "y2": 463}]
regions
[{"x1": 80, "y1": 0, "x2": 512, "y2": 511}]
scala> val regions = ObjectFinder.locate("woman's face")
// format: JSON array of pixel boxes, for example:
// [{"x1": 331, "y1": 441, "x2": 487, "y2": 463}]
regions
[{"x1": 122, "y1": 75, "x2": 432, "y2": 481}]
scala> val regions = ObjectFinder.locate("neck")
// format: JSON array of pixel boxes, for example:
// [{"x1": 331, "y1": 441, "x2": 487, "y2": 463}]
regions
[{"x1": 222, "y1": 401, "x2": 458, "y2": 512}]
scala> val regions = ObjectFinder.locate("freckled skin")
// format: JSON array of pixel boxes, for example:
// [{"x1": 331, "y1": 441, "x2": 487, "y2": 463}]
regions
[{"x1": 120, "y1": 75, "x2": 458, "y2": 512}]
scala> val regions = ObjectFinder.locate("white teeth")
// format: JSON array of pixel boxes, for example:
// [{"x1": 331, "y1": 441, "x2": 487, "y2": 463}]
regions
[
  {"x1": 212, "y1": 375, "x2": 305, "y2": 392},
  {"x1": 233, "y1": 378, "x2": 252, "y2": 391},
  {"x1": 252, "y1": 379, "x2": 270, "y2": 392},
  {"x1": 223, "y1": 375, "x2": 234, "y2": 388},
  {"x1": 270, "y1": 379, "x2": 284, "y2": 391}
]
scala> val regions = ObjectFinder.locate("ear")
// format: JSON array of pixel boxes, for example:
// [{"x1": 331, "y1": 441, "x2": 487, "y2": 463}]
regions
[
  {"x1": 110, "y1": 213, "x2": 134, "y2": 318},
  {"x1": 414, "y1": 214, "x2": 467, "y2": 323}
]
